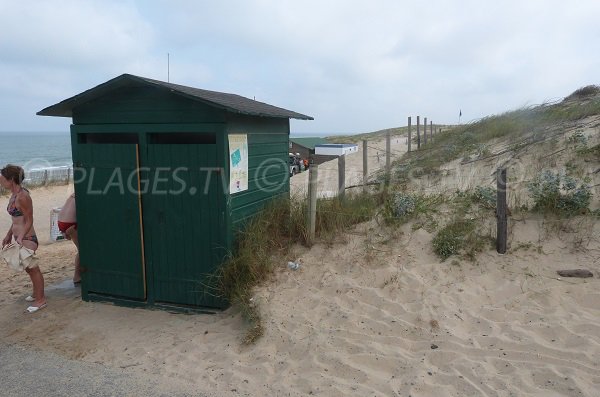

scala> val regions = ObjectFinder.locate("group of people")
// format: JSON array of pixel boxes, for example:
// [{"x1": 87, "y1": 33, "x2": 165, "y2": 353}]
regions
[{"x1": 1, "y1": 164, "x2": 80, "y2": 314}]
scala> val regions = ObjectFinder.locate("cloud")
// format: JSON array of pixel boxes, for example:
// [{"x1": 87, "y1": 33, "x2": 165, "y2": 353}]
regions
[
  {"x1": 0, "y1": 1, "x2": 153, "y2": 68},
  {"x1": 1, "y1": 0, "x2": 600, "y2": 133}
]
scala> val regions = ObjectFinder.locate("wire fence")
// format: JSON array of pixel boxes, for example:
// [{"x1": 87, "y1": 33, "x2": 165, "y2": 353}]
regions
[{"x1": 304, "y1": 129, "x2": 600, "y2": 213}]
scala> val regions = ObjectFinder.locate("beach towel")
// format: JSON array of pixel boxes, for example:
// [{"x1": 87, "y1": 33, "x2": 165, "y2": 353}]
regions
[{"x1": 0, "y1": 243, "x2": 36, "y2": 272}]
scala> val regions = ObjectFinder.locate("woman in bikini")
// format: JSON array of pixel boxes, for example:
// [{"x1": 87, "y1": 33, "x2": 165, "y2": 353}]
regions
[{"x1": 0, "y1": 164, "x2": 46, "y2": 313}]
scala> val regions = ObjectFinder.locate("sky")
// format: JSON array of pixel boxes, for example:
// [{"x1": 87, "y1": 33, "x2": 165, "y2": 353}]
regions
[{"x1": 1, "y1": 0, "x2": 599, "y2": 136}]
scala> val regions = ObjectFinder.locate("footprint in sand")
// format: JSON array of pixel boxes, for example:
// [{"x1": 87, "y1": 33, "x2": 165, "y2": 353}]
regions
[{"x1": 320, "y1": 271, "x2": 334, "y2": 288}]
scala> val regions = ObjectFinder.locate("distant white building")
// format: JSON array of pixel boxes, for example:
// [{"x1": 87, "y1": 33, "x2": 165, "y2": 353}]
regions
[{"x1": 314, "y1": 143, "x2": 359, "y2": 156}]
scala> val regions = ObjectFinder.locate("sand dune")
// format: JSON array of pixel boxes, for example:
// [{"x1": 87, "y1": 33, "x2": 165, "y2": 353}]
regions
[{"x1": 0, "y1": 129, "x2": 599, "y2": 396}]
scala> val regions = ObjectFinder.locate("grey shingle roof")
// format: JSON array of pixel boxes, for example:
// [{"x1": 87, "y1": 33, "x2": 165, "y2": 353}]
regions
[
  {"x1": 290, "y1": 137, "x2": 330, "y2": 150},
  {"x1": 37, "y1": 73, "x2": 314, "y2": 120}
]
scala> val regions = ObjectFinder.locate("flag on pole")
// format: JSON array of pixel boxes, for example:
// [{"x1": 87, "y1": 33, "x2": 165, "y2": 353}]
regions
[{"x1": 459, "y1": 109, "x2": 462, "y2": 117}]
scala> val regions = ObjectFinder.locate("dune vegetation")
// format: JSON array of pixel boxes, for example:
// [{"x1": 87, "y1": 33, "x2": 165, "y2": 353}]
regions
[{"x1": 219, "y1": 85, "x2": 600, "y2": 343}]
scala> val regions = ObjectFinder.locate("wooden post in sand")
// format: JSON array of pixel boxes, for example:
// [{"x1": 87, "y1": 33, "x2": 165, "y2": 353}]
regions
[
  {"x1": 496, "y1": 168, "x2": 508, "y2": 254},
  {"x1": 417, "y1": 116, "x2": 421, "y2": 149},
  {"x1": 338, "y1": 154, "x2": 346, "y2": 200},
  {"x1": 386, "y1": 131, "x2": 391, "y2": 174},
  {"x1": 362, "y1": 140, "x2": 368, "y2": 192},
  {"x1": 430, "y1": 121, "x2": 433, "y2": 142},
  {"x1": 407, "y1": 117, "x2": 412, "y2": 153},
  {"x1": 307, "y1": 156, "x2": 319, "y2": 244},
  {"x1": 423, "y1": 117, "x2": 428, "y2": 145}
]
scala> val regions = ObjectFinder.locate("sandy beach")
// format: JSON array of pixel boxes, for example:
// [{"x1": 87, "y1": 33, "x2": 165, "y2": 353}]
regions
[{"x1": 0, "y1": 133, "x2": 599, "y2": 396}]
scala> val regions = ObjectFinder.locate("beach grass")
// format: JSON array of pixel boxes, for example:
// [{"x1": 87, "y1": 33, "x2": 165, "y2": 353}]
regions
[
  {"x1": 395, "y1": 88, "x2": 600, "y2": 179},
  {"x1": 218, "y1": 192, "x2": 378, "y2": 344},
  {"x1": 219, "y1": 85, "x2": 600, "y2": 343}
]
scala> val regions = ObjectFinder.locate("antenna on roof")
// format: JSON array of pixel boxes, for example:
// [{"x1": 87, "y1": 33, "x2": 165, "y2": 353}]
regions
[{"x1": 167, "y1": 53, "x2": 170, "y2": 82}]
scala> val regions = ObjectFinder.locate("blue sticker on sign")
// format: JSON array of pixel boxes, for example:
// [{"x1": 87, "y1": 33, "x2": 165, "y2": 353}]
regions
[{"x1": 231, "y1": 149, "x2": 241, "y2": 167}]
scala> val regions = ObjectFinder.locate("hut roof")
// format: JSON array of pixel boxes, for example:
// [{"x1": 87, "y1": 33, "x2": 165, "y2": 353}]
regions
[{"x1": 38, "y1": 73, "x2": 313, "y2": 120}]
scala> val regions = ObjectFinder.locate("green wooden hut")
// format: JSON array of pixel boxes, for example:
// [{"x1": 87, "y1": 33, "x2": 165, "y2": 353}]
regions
[{"x1": 38, "y1": 73, "x2": 312, "y2": 310}]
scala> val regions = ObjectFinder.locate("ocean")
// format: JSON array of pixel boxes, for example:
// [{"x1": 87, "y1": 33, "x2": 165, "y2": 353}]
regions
[
  {"x1": 0, "y1": 131, "x2": 344, "y2": 170},
  {"x1": 0, "y1": 131, "x2": 347, "y2": 186},
  {"x1": 0, "y1": 133, "x2": 72, "y2": 170}
]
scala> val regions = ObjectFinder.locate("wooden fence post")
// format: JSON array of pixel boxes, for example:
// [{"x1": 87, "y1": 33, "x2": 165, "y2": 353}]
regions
[
  {"x1": 423, "y1": 117, "x2": 428, "y2": 145},
  {"x1": 407, "y1": 116, "x2": 412, "y2": 153},
  {"x1": 338, "y1": 154, "x2": 346, "y2": 200},
  {"x1": 307, "y1": 157, "x2": 319, "y2": 244},
  {"x1": 430, "y1": 121, "x2": 433, "y2": 142},
  {"x1": 386, "y1": 131, "x2": 391, "y2": 173},
  {"x1": 362, "y1": 140, "x2": 368, "y2": 192},
  {"x1": 496, "y1": 167, "x2": 508, "y2": 254},
  {"x1": 417, "y1": 116, "x2": 421, "y2": 150}
]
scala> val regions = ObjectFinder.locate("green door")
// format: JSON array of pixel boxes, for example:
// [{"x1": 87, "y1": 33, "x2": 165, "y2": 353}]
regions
[
  {"x1": 74, "y1": 144, "x2": 146, "y2": 300},
  {"x1": 143, "y1": 142, "x2": 225, "y2": 308}
]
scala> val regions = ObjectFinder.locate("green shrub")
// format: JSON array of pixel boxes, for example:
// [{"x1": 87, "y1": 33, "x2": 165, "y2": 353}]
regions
[
  {"x1": 527, "y1": 171, "x2": 592, "y2": 215},
  {"x1": 564, "y1": 85, "x2": 600, "y2": 101},
  {"x1": 392, "y1": 193, "x2": 417, "y2": 217},
  {"x1": 471, "y1": 186, "x2": 496, "y2": 209},
  {"x1": 384, "y1": 193, "x2": 444, "y2": 226},
  {"x1": 579, "y1": 143, "x2": 600, "y2": 160},
  {"x1": 432, "y1": 220, "x2": 476, "y2": 260},
  {"x1": 567, "y1": 131, "x2": 588, "y2": 147}
]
